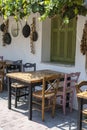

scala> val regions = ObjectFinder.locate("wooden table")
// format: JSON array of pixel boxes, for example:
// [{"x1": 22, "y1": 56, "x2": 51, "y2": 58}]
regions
[
  {"x1": 6, "y1": 69, "x2": 64, "y2": 120},
  {"x1": 77, "y1": 91, "x2": 87, "y2": 130}
]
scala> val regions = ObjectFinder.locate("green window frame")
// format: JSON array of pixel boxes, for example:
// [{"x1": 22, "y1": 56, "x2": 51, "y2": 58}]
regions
[{"x1": 51, "y1": 16, "x2": 77, "y2": 65}]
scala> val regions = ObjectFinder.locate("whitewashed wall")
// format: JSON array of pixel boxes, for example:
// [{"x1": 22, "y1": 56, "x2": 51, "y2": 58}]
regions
[{"x1": 0, "y1": 14, "x2": 87, "y2": 109}]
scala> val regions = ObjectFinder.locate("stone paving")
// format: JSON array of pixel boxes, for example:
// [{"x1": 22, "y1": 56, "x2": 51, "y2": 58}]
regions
[{"x1": 0, "y1": 91, "x2": 78, "y2": 130}]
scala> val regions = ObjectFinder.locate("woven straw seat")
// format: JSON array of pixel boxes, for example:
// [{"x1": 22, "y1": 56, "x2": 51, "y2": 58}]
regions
[
  {"x1": 33, "y1": 90, "x2": 55, "y2": 98},
  {"x1": 11, "y1": 82, "x2": 26, "y2": 88}
]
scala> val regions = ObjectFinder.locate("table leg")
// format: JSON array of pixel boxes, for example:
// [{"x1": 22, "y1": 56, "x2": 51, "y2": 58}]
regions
[
  {"x1": 77, "y1": 98, "x2": 83, "y2": 130},
  {"x1": 7, "y1": 77, "x2": 11, "y2": 109},
  {"x1": 28, "y1": 83, "x2": 32, "y2": 120}
]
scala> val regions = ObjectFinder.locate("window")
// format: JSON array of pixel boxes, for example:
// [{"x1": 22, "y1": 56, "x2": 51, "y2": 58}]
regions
[{"x1": 51, "y1": 16, "x2": 76, "y2": 65}]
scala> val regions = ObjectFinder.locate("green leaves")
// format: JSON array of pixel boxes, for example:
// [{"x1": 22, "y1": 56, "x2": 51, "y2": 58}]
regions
[{"x1": 0, "y1": 0, "x2": 87, "y2": 23}]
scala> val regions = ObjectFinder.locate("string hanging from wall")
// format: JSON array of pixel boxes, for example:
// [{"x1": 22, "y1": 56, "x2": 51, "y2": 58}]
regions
[{"x1": 30, "y1": 18, "x2": 35, "y2": 54}]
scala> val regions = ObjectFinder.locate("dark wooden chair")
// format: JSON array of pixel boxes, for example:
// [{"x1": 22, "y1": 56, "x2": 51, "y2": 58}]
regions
[
  {"x1": 10, "y1": 63, "x2": 36, "y2": 107},
  {"x1": 6, "y1": 64, "x2": 21, "y2": 73},
  {"x1": 23, "y1": 63, "x2": 36, "y2": 72},
  {"x1": 13, "y1": 60, "x2": 22, "y2": 64},
  {"x1": 13, "y1": 60, "x2": 22, "y2": 71},
  {"x1": 6, "y1": 60, "x2": 22, "y2": 73},
  {"x1": 32, "y1": 74, "x2": 60, "y2": 121}
]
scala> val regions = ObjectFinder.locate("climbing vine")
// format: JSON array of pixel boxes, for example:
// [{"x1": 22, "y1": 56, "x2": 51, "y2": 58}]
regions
[{"x1": 0, "y1": 0, "x2": 87, "y2": 23}]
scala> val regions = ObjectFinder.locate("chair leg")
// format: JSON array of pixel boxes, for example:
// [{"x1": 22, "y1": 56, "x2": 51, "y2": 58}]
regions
[
  {"x1": 17, "y1": 89, "x2": 20, "y2": 101},
  {"x1": 63, "y1": 95, "x2": 66, "y2": 115},
  {"x1": 69, "y1": 92, "x2": 73, "y2": 112},
  {"x1": 0, "y1": 84, "x2": 2, "y2": 92},
  {"x1": 15, "y1": 88, "x2": 17, "y2": 108},
  {"x1": 52, "y1": 96, "x2": 56, "y2": 118},
  {"x1": 0, "y1": 81, "x2": 3, "y2": 92},
  {"x1": 42, "y1": 98, "x2": 45, "y2": 121}
]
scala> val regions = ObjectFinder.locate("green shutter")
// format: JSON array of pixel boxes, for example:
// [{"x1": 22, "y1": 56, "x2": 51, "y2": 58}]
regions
[{"x1": 51, "y1": 16, "x2": 76, "y2": 64}]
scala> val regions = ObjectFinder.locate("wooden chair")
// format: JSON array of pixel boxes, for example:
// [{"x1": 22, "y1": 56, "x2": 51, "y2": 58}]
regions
[
  {"x1": 13, "y1": 60, "x2": 22, "y2": 64},
  {"x1": 0, "y1": 61, "x2": 6, "y2": 91},
  {"x1": 76, "y1": 81, "x2": 87, "y2": 129},
  {"x1": 6, "y1": 60, "x2": 22, "y2": 73},
  {"x1": 76, "y1": 81, "x2": 87, "y2": 94},
  {"x1": 23, "y1": 63, "x2": 36, "y2": 72},
  {"x1": 13, "y1": 60, "x2": 22, "y2": 71},
  {"x1": 56, "y1": 72, "x2": 80, "y2": 115},
  {"x1": 6, "y1": 64, "x2": 21, "y2": 73},
  {"x1": 32, "y1": 74, "x2": 60, "y2": 121},
  {"x1": 10, "y1": 63, "x2": 36, "y2": 108}
]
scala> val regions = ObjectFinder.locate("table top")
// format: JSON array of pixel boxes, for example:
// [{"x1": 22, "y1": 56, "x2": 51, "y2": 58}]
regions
[
  {"x1": 6, "y1": 69, "x2": 64, "y2": 84},
  {"x1": 77, "y1": 91, "x2": 87, "y2": 99}
]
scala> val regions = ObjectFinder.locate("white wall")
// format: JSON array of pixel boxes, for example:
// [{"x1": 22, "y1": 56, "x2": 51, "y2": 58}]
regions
[
  {"x1": 0, "y1": 14, "x2": 87, "y2": 109},
  {"x1": 0, "y1": 13, "x2": 42, "y2": 64}
]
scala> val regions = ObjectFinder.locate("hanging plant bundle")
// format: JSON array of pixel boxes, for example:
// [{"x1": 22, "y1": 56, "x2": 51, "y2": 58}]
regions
[
  {"x1": 33, "y1": 31, "x2": 38, "y2": 41},
  {"x1": 32, "y1": 17, "x2": 38, "y2": 42},
  {"x1": 80, "y1": 21, "x2": 87, "y2": 55}
]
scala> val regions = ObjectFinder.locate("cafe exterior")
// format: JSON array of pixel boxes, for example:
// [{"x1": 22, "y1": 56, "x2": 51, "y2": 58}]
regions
[{"x1": 0, "y1": 12, "x2": 87, "y2": 109}]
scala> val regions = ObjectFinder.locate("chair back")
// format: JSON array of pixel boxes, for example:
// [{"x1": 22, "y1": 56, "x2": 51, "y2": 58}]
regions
[
  {"x1": 42, "y1": 74, "x2": 60, "y2": 97},
  {"x1": 13, "y1": 60, "x2": 22, "y2": 71},
  {"x1": 76, "y1": 81, "x2": 87, "y2": 105},
  {"x1": 6, "y1": 64, "x2": 21, "y2": 73},
  {"x1": 0, "y1": 56, "x2": 3, "y2": 61},
  {"x1": 13, "y1": 60, "x2": 22, "y2": 64},
  {"x1": 63, "y1": 72, "x2": 80, "y2": 93},
  {"x1": 76, "y1": 81, "x2": 87, "y2": 93},
  {"x1": 23, "y1": 63, "x2": 36, "y2": 72}
]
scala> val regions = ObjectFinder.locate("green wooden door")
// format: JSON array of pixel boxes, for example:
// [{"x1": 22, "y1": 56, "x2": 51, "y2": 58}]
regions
[{"x1": 51, "y1": 16, "x2": 76, "y2": 64}]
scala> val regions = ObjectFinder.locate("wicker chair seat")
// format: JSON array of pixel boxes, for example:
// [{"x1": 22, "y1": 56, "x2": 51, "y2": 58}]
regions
[
  {"x1": 57, "y1": 87, "x2": 73, "y2": 96},
  {"x1": 33, "y1": 90, "x2": 55, "y2": 98},
  {"x1": 11, "y1": 82, "x2": 27, "y2": 88}
]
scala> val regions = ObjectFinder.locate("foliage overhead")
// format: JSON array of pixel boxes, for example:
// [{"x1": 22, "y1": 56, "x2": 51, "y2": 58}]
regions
[{"x1": 0, "y1": 0, "x2": 87, "y2": 23}]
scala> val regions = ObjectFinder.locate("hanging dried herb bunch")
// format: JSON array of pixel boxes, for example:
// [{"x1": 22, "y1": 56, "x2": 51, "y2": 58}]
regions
[
  {"x1": 30, "y1": 18, "x2": 35, "y2": 54},
  {"x1": 80, "y1": 21, "x2": 87, "y2": 55}
]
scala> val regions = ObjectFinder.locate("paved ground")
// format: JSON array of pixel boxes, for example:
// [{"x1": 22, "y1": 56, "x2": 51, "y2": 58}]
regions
[{"x1": 0, "y1": 91, "x2": 78, "y2": 130}]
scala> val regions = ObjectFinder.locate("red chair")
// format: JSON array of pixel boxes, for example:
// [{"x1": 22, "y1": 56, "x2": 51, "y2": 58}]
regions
[{"x1": 56, "y1": 72, "x2": 80, "y2": 115}]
